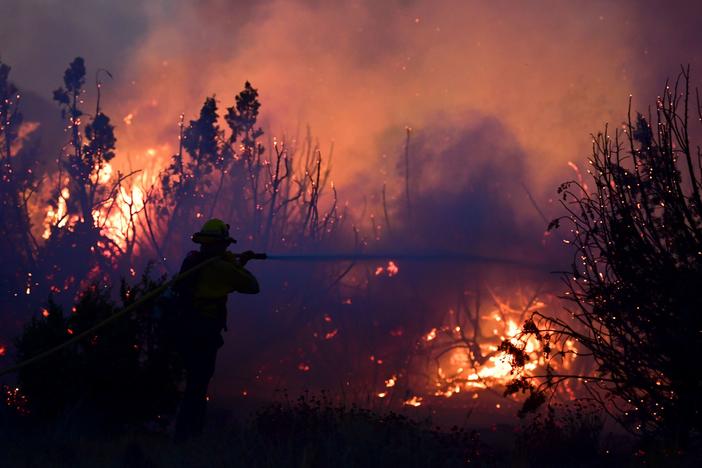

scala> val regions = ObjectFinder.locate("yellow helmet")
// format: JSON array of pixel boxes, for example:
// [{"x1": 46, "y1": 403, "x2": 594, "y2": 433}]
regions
[{"x1": 191, "y1": 218, "x2": 237, "y2": 244}]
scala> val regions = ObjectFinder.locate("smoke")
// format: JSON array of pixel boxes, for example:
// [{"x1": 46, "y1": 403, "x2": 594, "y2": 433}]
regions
[
  {"x1": 212, "y1": 112, "x2": 560, "y2": 402},
  {"x1": 388, "y1": 112, "x2": 544, "y2": 253},
  {"x1": 4, "y1": 0, "x2": 701, "y2": 211}
]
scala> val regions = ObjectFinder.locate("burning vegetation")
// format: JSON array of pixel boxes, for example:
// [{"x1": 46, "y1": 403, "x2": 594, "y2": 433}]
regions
[
  {"x1": 0, "y1": 54, "x2": 570, "y2": 430},
  {"x1": 501, "y1": 67, "x2": 702, "y2": 448},
  {"x1": 2, "y1": 51, "x2": 702, "y2": 461}
]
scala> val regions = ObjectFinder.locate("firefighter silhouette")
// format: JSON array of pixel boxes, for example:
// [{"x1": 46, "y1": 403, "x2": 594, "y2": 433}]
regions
[{"x1": 173, "y1": 218, "x2": 260, "y2": 443}]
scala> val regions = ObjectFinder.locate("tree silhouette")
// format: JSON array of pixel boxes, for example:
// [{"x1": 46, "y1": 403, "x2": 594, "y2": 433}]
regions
[
  {"x1": 146, "y1": 82, "x2": 339, "y2": 264},
  {"x1": 40, "y1": 57, "x2": 137, "y2": 305},
  {"x1": 0, "y1": 61, "x2": 36, "y2": 304},
  {"x1": 156, "y1": 96, "x2": 223, "y2": 253},
  {"x1": 14, "y1": 270, "x2": 182, "y2": 429},
  {"x1": 505, "y1": 67, "x2": 702, "y2": 449},
  {"x1": 52, "y1": 57, "x2": 117, "y2": 223}
]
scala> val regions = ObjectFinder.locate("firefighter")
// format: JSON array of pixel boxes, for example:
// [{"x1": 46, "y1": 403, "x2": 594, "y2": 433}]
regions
[{"x1": 173, "y1": 218, "x2": 260, "y2": 443}]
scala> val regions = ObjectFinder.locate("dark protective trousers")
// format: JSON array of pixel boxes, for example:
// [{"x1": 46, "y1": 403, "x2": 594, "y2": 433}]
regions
[{"x1": 174, "y1": 315, "x2": 224, "y2": 442}]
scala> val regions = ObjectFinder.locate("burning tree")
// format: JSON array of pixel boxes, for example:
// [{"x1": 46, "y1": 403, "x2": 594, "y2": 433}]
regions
[
  {"x1": 145, "y1": 82, "x2": 340, "y2": 266},
  {"x1": 0, "y1": 56, "x2": 349, "y2": 404},
  {"x1": 50, "y1": 57, "x2": 117, "y2": 226},
  {"x1": 507, "y1": 67, "x2": 702, "y2": 447},
  {"x1": 38, "y1": 57, "x2": 144, "y2": 304}
]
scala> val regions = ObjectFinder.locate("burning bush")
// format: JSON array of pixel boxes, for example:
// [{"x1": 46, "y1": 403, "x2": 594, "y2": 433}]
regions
[
  {"x1": 2, "y1": 52, "x2": 563, "y2": 422},
  {"x1": 417, "y1": 286, "x2": 576, "y2": 398},
  {"x1": 145, "y1": 81, "x2": 341, "y2": 267},
  {"x1": 505, "y1": 68, "x2": 702, "y2": 449}
]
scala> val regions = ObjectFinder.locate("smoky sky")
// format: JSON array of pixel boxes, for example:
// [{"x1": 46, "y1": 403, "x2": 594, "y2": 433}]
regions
[{"x1": 2, "y1": 0, "x2": 702, "y2": 223}]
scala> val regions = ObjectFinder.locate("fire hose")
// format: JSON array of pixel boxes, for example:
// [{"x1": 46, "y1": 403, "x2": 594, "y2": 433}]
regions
[{"x1": 0, "y1": 251, "x2": 549, "y2": 378}]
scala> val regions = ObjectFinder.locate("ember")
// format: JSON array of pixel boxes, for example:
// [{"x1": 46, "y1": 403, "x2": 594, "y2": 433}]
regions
[{"x1": 3, "y1": 386, "x2": 29, "y2": 416}]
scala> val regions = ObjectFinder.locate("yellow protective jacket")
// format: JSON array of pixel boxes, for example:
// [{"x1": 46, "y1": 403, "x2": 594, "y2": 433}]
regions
[{"x1": 176, "y1": 251, "x2": 260, "y2": 328}]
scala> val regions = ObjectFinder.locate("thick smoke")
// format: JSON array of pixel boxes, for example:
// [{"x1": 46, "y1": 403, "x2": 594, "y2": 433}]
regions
[
  {"x1": 3, "y1": 0, "x2": 702, "y2": 211},
  {"x1": 387, "y1": 112, "x2": 548, "y2": 257},
  {"x1": 212, "y1": 113, "x2": 561, "y2": 403}
]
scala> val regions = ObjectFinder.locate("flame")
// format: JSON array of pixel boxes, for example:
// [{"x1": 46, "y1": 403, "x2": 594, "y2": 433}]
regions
[
  {"x1": 374, "y1": 261, "x2": 399, "y2": 277},
  {"x1": 377, "y1": 289, "x2": 578, "y2": 404},
  {"x1": 431, "y1": 298, "x2": 576, "y2": 397},
  {"x1": 92, "y1": 181, "x2": 146, "y2": 252},
  {"x1": 431, "y1": 315, "x2": 547, "y2": 394},
  {"x1": 40, "y1": 160, "x2": 147, "y2": 253},
  {"x1": 42, "y1": 187, "x2": 72, "y2": 239},
  {"x1": 404, "y1": 396, "x2": 423, "y2": 407},
  {"x1": 425, "y1": 328, "x2": 437, "y2": 341}
]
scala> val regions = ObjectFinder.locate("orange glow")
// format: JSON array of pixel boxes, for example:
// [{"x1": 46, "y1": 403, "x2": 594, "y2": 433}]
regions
[
  {"x1": 427, "y1": 291, "x2": 576, "y2": 397},
  {"x1": 5, "y1": 1, "x2": 662, "y2": 415},
  {"x1": 424, "y1": 328, "x2": 437, "y2": 341},
  {"x1": 92, "y1": 175, "x2": 146, "y2": 252},
  {"x1": 404, "y1": 396, "x2": 423, "y2": 407},
  {"x1": 376, "y1": 289, "x2": 578, "y2": 404},
  {"x1": 42, "y1": 187, "x2": 72, "y2": 239},
  {"x1": 98, "y1": 0, "x2": 645, "y2": 220}
]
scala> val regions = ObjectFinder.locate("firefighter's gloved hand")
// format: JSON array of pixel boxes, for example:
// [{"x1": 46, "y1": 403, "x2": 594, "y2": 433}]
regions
[{"x1": 238, "y1": 250, "x2": 257, "y2": 266}]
